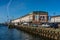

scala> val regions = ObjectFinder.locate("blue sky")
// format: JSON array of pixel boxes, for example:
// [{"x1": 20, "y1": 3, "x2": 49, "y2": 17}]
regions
[{"x1": 0, "y1": 0, "x2": 60, "y2": 23}]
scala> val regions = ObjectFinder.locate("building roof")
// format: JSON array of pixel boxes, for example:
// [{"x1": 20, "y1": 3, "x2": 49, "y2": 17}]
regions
[
  {"x1": 11, "y1": 13, "x2": 32, "y2": 21},
  {"x1": 33, "y1": 11, "x2": 48, "y2": 15},
  {"x1": 11, "y1": 11, "x2": 48, "y2": 21},
  {"x1": 51, "y1": 15, "x2": 60, "y2": 18}
]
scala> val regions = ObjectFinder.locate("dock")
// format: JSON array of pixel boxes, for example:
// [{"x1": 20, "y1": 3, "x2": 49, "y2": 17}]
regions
[{"x1": 9, "y1": 25, "x2": 60, "y2": 40}]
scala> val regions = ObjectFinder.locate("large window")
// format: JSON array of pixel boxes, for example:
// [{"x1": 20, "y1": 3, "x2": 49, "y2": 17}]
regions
[
  {"x1": 42, "y1": 16, "x2": 45, "y2": 20},
  {"x1": 39, "y1": 16, "x2": 42, "y2": 20},
  {"x1": 35, "y1": 15, "x2": 39, "y2": 21},
  {"x1": 39, "y1": 16, "x2": 45, "y2": 21}
]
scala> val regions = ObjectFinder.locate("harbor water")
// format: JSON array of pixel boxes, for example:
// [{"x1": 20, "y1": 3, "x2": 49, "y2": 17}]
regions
[{"x1": 0, "y1": 25, "x2": 50, "y2": 40}]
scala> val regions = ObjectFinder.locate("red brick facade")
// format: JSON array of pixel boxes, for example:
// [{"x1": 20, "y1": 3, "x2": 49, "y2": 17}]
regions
[{"x1": 32, "y1": 11, "x2": 48, "y2": 24}]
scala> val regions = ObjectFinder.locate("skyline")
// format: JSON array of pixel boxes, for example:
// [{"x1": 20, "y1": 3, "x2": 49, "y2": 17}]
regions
[{"x1": 0, "y1": 0, "x2": 60, "y2": 23}]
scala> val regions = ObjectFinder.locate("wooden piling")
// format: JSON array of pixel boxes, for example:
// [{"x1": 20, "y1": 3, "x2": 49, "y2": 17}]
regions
[{"x1": 11, "y1": 25, "x2": 60, "y2": 40}]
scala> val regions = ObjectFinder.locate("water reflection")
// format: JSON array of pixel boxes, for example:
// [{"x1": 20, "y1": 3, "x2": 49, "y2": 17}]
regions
[{"x1": 0, "y1": 26, "x2": 47, "y2": 40}]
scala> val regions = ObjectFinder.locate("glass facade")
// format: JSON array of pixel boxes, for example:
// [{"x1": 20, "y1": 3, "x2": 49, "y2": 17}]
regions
[
  {"x1": 35, "y1": 15, "x2": 46, "y2": 21},
  {"x1": 35, "y1": 15, "x2": 39, "y2": 21}
]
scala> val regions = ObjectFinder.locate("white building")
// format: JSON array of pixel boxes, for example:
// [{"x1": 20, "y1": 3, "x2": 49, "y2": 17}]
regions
[
  {"x1": 11, "y1": 13, "x2": 33, "y2": 24},
  {"x1": 50, "y1": 15, "x2": 60, "y2": 23},
  {"x1": 11, "y1": 11, "x2": 48, "y2": 25}
]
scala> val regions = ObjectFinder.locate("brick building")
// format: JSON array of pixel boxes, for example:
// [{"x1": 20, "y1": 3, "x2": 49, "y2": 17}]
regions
[
  {"x1": 11, "y1": 11, "x2": 48, "y2": 25},
  {"x1": 32, "y1": 11, "x2": 48, "y2": 24}
]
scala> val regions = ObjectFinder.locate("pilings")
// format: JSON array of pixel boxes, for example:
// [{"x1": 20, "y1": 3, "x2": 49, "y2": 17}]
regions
[{"x1": 15, "y1": 25, "x2": 60, "y2": 40}]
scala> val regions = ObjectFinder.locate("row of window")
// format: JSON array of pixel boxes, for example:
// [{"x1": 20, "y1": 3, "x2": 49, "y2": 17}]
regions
[{"x1": 35, "y1": 15, "x2": 46, "y2": 21}]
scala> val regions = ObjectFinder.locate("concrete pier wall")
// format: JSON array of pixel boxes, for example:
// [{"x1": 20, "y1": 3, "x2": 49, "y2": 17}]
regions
[{"x1": 13, "y1": 25, "x2": 60, "y2": 40}]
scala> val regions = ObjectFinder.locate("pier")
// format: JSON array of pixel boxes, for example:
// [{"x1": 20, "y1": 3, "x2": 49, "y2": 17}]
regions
[{"x1": 13, "y1": 25, "x2": 60, "y2": 40}]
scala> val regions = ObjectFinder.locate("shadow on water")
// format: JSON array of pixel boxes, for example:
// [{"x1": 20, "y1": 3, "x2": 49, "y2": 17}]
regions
[{"x1": 0, "y1": 26, "x2": 55, "y2": 40}]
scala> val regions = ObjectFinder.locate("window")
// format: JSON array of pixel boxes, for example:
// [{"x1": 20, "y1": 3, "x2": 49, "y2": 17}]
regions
[
  {"x1": 39, "y1": 16, "x2": 42, "y2": 20},
  {"x1": 42, "y1": 16, "x2": 45, "y2": 21},
  {"x1": 35, "y1": 15, "x2": 39, "y2": 21},
  {"x1": 39, "y1": 16, "x2": 45, "y2": 21}
]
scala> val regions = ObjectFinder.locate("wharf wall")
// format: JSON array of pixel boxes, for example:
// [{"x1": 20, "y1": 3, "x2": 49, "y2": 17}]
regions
[{"x1": 10, "y1": 25, "x2": 60, "y2": 40}]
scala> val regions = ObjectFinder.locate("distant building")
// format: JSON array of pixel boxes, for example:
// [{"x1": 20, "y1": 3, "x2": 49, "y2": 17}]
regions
[
  {"x1": 50, "y1": 15, "x2": 60, "y2": 23},
  {"x1": 11, "y1": 11, "x2": 48, "y2": 25},
  {"x1": 50, "y1": 15, "x2": 60, "y2": 28}
]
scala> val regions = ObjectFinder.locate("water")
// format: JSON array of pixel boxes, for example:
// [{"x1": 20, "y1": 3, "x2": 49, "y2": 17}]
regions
[{"x1": 0, "y1": 25, "x2": 47, "y2": 40}]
